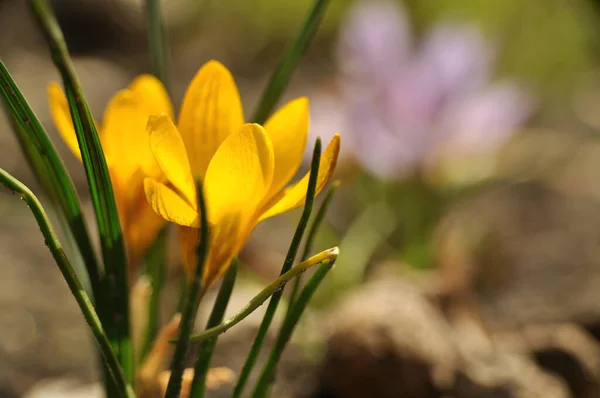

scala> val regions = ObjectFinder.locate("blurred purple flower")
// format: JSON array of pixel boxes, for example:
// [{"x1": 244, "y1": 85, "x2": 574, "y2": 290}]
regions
[{"x1": 309, "y1": 0, "x2": 533, "y2": 181}]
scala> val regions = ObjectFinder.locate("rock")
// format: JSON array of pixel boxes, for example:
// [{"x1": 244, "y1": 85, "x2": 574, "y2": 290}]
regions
[
  {"x1": 24, "y1": 379, "x2": 103, "y2": 398},
  {"x1": 434, "y1": 180, "x2": 600, "y2": 397},
  {"x1": 318, "y1": 276, "x2": 575, "y2": 398},
  {"x1": 435, "y1": 181, "x2": 600, "y2": 329},
  {"x1": 319, "y1": 278, "x2": 457, "y2": 398},
  {"x1": 449, "y1": 309, "x2": 570, "y2": 398}
]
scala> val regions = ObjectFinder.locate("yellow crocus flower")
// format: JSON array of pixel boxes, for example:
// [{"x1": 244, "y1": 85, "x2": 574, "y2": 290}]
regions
[
  {"x1": 47, "y1": 75, "x2": 172, "y2": 269},
  {"x1": 144, "y1": 60, "x2": 340, "y2": 286}
]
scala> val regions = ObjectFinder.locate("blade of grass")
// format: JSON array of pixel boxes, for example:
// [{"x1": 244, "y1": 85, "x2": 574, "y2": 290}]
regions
[
  {"x1": 188, "y1": 248, "x2": 338, "y2": 344},
  {"x1": 140, "y1": 227, "x2": 168, "y2": 362},
  {"x1": 164, "y1": 180, "x2": 210, "y2": 398},
  {"x1": 232, "y1": 139, "x2": 322, "y2": 398},
  {"x1": 29, "y1": 0, "x2": 132, "y2": 380},
  {"x1": 144, "y1": 0, "x2": 170, "y2": 91},
  {"x1": 0, "y1": 60, "x2": 102, "y2": 303},
  {"x1": 252, "y1": 259, "x2": 336, "y2": 397},
  {"x1": 0, "y1": 168, "x2": 135, "y2": 398},
  {"x1": 251, "y1": 0, "x2": 330, "y2": 124},
  {"x1": 287, "y1": 181, "x2": 339, "y2": 308},
  {"x1": 189, "y1": 260, "x2": 238, "y2": 398}
]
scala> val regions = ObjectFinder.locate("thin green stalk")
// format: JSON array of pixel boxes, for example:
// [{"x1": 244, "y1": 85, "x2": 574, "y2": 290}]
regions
[
  {"x1": 164, "y1": 181, "x2": 210, "y2": 398},
  {"x1": 189, "y1": 260, "x2": 238, "y2": 398},
  {"x1": 232, "y1": 139, "x2": 322, "y2": 398},
  {"x1": 141, "y1": 228, "x2": 168, "y2": 362},
  {"x1": 28, "y1": 0, "x2": 132, "y2": 380},
  {"x1": 144, "y1": 0, "x2": 170, "y2": 91},
  {"x1": 287, "y1": 181, "x2": 339, "y2": 308},
  {"x1": 189, "y1": 248, "x2": 338, "y2": 344},
  {"x1": 252, "y1": 0, "x2": 330, "y2": 124},
  {"x1": 0, "y1": 168, "x2": 135, "y2": 398},
  {"x1": 0, "y1": 60, "x2": 102, "y2": 303},
  {"x1": 252, "y1": 259, "x2": 336, "y2": 397}
]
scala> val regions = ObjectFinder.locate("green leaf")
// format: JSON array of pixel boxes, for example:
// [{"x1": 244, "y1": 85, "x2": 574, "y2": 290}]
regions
[
  {"x1": 189, "y1": 260, "x2": 238, "y2": 398},
  {"x1": 232, "y1": 138, "x2": 322, "y2": 398},
  {"x1": 144, "y1": 0, "x2": 170, "y2": 92},
  {"x1": 0, "y1": 168, "x2": 135, "y2": 398},
  {"x1": 252, "y1": 259, "x2": 335, "y2": 397},
  {"x1": 0, "y1": 60, "x2": 102, "y2": 304},
  {"x1": 141, "y1": 227, "x2": 168, "y2": 362},
  {"x1": 164, "y1": 179, "x2": 210, "y2": 398},
  {"x1": 251, "y1": 0, "x2": 330, "y2": 124},
  {"x1": 28, "y1": 0, "x2": 132, "y2": 381},
  {"x1": 287, "y1": 180, "x2": 339, "y2": 307}
]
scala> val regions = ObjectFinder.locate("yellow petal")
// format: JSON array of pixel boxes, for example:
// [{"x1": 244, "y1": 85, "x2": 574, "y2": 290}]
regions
[
  {"x1": 178, "y1": 215, "x2": 246, "y2": 287},
  {"x1": 124, "y1": 183, "x2": 166, "y2": 270},
  {"x1": 259, "y1": 134, "x2": 340, "y2": 222},
  {"x1": 128, "y1": 74, "x2": 174, "y2": 120},
  {"x1": 204, "y1": 123, "x2": 274, "y2": 225},
  {"x1": 101, "y1": 89, "x2": 143, "y2": 181},
  {"x1": 204, "y1": 213, "x2": 245, "y2": 286},
  {"x1": 128, "y1": 75, "x2": 174, "y2": 178},
  {"x1": 177, "y1": 60, "x2": 245, "y2": 177},
  {"x1": 137, "y1": 313, "x2": 181, "y2": 396},
  {"x1": 47, "y1": 82, "x2": 81, "y2": 160},
  {"x1": 130, "y1": 275, "x2": 152, "y2": 364},
  {"x1": 144, "y1": 178, "x2": 200, "y2": 227},
  {"x1": 180, "y1": 124, "x2": 274, "y2": 285},
  {"x1": 263, "y1": 97, "x2": 309, "y2": 200},
  {"x1": 148, "y1": 114, "x2": 196, "y2": 207},
  {"x1": 178, "y1": 226, "x2": 199, "y2": 279}
]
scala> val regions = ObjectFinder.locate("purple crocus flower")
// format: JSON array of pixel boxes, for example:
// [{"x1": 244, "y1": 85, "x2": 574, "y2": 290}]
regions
[{"x1": 309, "y1": 0, "x2": 533, "y2": 181}]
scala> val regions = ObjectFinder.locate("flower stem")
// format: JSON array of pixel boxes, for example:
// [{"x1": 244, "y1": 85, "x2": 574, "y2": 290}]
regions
[
  {"x1": 0, "y1": 168, "x2": 135, "y2": 398},
  {"x1": 252, "y1": 259, "x2": 336, "y2": 397},
  {"x1": 188, "y1": 248, "x2": 338, "y2": 344},
  {"x1": 189, "y1": 260, "x2": 238, "y2": 398},
  {"x1": 163, "y1": 181, "x2": 210, "y2": 398},
  {"x1": 144, "y1": 0, "x2": 170, "y2": 91},
  {"x1": 252, "y1": 0, "x2": 330, "y2": 124},
  {"x1": 141, "y1": 227, "x2": 168, "y2": 362}
]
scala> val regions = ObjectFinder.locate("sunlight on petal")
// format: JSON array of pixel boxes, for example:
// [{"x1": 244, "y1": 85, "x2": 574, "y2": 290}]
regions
[
  {"x1": 101, "y1": 89, "x2": 145, "y2": 182},
  {"x1": 148, "y1": 114, "x2": 196, "y2": 207},
  {"x1": 129, "y1": 74, "x2": 174, "y2": 120},
  {"x1": 264, "y1": 97, "x2": 309, "y2": 201},
  {"x1": 259, "y1": 134, "x2": 340, "y2": 222},
  {"x1": 144, "y1": 178, "x2": 200, "y2": 227},
  {"x1": 177, "y1": 60, "x2": 245, "y2": 177},
  {"x1": 204, "y1": 123, "x2": 274, "y2": 225}
]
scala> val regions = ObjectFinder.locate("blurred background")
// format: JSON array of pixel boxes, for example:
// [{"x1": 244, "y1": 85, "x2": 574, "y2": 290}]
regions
[{"x1": 4, "y1": 0, "x2": 600, "y2": 397}]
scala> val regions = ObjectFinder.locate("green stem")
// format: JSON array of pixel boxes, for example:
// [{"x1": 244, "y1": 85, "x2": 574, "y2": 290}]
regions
[
  {"x1": 251, "y1": 0, "x2": 330, "y2": 124},
  {"x1": 232, "y1": 139, "x2": 322, "y2": 398},
  {"x1": 189, "y1": 260, "x2": 238, "y2": 398},
  {"x1": 164, "y1": 181, "x2": 210, "y2": 398},
  {"x1": 0, "y1": 168, "x2": 135, "y2": 398},
  {"x1": 144, "y1": 0, "x2": 170, "y2": 91},
  {"x1": 28, "y1": 0, "x2": 132, "y2": 380},
  {"x1": 252, "y1": 259, "x2": 335, "y2": 397},
  {"x1": 287, "y1": 181, "x2": 339, "y2": 308},
  {"x1": 141, "y1": 227, "x2": 168, "y2": 362},
  {"x1": 189, "y1": 248, "x2": 338, "y2": 344}
]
